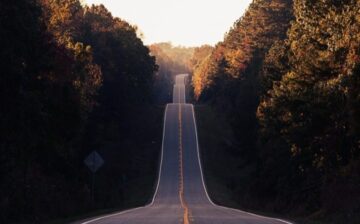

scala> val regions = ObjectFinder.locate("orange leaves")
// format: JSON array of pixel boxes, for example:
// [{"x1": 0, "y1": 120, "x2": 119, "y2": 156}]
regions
[{"x1": 191, "y1": 0, "x2": 294, "y2": 100}]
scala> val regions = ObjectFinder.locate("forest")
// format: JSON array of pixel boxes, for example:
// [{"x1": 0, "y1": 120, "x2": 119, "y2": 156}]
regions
[
  {"x1": 192, "y1": 0, "x2": 360, "y2": 223},
  {"x1": 0, "y1": 0, "x2": 165, "y2": 223},
  {"x1": 150, "y1": 42, "x2": 195, "y2": 103},
  {"x1": 2, "y1": 0, "x2": 360, "y2": 223}
]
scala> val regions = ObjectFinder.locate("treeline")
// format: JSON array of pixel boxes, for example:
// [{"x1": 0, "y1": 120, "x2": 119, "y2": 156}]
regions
[
  {"x1": 1, "y1": 0, "x2": 162, "y2": 223},
  {"x1": 190, "y1": 45, "x2": 214, "y2": 99},
  {"x1": 193, "y1": 0, "x2": 360, "y2": 222},
  {"x1": 149, "y1": 42, "x2": 195, "y2": 103}
]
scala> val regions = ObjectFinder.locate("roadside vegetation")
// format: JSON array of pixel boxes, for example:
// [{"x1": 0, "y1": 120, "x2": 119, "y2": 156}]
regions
[
  {"x1": 2, "y1": 0, "x2": 359, "y2": 223},
  {"x1": 192, "y1": 0, "x2": 360, "y2": 223},
  {"x1": 150, "y1": 42, "x2": 196, "y2": 104},
  {"x1": 0, "y1": 1, "x2": 196, "y2": 223},
  {"x1": 1, "y1": 1, "x2": 164, "y2": 223}
]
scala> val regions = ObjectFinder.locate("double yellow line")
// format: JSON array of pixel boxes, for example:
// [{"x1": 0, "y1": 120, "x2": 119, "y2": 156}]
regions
[{"x1": 178, "y1": 103, "x2": 191, "y2": 224}]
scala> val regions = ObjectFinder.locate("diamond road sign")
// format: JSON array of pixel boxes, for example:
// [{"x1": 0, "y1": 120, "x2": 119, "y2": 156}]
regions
[{"x1": 84, "y1": 151, "x2": 104, "y2": 173}]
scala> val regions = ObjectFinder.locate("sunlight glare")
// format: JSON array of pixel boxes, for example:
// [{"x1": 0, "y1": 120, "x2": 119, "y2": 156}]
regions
[{"x1": 84, "y1": 0, "x2": 253, "y2": 46}]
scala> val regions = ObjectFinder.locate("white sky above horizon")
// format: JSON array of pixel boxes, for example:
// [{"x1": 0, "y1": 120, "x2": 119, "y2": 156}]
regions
[{"x1": 84, "y1": 0, "x2": 252, "y2": 47}]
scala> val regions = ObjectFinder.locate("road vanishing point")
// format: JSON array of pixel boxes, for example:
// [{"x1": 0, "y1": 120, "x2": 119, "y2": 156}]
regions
[{"x1": 75, "y1": 74, "x2": 294, "y2": 224}]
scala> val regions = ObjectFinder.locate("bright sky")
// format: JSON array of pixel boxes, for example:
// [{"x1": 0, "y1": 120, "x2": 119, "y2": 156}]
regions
[{"x1": 84, "y1": 0, "x2": 253, "y2": 47}]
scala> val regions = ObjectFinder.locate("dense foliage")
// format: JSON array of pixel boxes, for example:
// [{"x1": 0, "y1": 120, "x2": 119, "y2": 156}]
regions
[
  {"x1": 149, "y1": 42, "x2": 195, "y2": 103},
  {"x1": 190, "y1": 45, "x2": 214, "y2": 98},
  {"x1": 193, "y1": 0, "x2": 360, "y2": 222},
  {"x1": 194, "y1": 0, "x2": 293, "y2": 162},
  {"x1": 0, "y1": 0, "x2": 160, "y2": 223},
  {"x1": 257, "y1": 0, "x2": 360, "y2": 218}
]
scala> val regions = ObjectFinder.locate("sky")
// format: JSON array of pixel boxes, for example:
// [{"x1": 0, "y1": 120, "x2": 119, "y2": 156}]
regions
[{"x1": 84, "y1": 0, "x2": 253, "y2": 47}]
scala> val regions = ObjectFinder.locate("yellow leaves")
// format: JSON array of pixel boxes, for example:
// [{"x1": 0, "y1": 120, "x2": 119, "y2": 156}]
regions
[
  {"x1": 312, "y1": 153, "x2": 325, "y2": 169},
  {"x1": 192, "y1": 56, "x2": 212, "y2": 99},
  {"x1": 85, "y1": 45, "x2": 92, "y2": 53},
  {"x1": 224, "y1": 49, "x2": 249, "y2": 77},
  {"x1": 192, "y1": 72, "x2": 203, "y2": 100},
  {"x1": 356, "y1": 13, "x2": 360, "y2": 23},
  {"x1": 291, "y1": 144, "x2": 301, "y2": 157},
  {"x1": 67, "y1": 42, "x2": 92, "y2": 62},
  {"x1": 279, "y1": 71, "x2": 300, "y2": 88},
  {"x1": 40, "y1": 0, "x2": 84, "y2": 46}
]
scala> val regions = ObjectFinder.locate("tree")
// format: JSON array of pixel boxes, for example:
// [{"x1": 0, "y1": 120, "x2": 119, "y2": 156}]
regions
[
  {"x1": 194, "y1": 0, "x2": 294, "y2": 155},
  {"x1": 190, "y1": 45, "x2": 214, "y2": 99},
  {"x1": 257, "y1": 0, "x2": 360, "y2": 217},
  {"x1": 149, "y1": 42, "x2": 195, "y2": 103},
  {"x1": 0, "y1": 1, "x2": 159, "y2": 222}
]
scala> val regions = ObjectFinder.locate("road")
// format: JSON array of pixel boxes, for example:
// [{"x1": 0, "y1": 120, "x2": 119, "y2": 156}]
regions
[{"x1": 76, "y1": 74, "x2": 293, "y2": 224}]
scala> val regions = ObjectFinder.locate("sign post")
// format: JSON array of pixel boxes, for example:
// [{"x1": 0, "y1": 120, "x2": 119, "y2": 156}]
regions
[{"x1": 84, "y1": 151, "x2": 104, "y2": 202}]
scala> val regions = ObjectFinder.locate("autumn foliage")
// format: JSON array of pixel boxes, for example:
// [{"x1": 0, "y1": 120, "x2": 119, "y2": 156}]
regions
[
  {"x1": 0, "y1": 0, "x2": 158, "y2": 223},
  {"x1": 193, "y1": 0, "x2": 360, "y2": 222},
  {"x1": 149, "y1": 42, "x2": 195, "y2": 103}
]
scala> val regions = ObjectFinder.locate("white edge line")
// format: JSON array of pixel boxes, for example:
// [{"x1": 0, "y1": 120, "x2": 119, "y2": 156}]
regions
[
  {"x1": 183, "y1": 80, "x2": 186, "y2": 104},
  {"x1": 174, "y1": 74, "x2": 188, "y2": 104},
  {"x1": 79, "y1": 104, "x2": 169, "y2": 224},
  {"x1": 190, "y1": 104, "x2": 294, "y2": 224},
  {"x1": 172, "y1": 87, "x2": 185, "y2": 104},
  {"x1": 150, "y1": 104, "x2": 168, "y2": 204},
  {"x1": 173, "y1": 85, "x2": 177, "y2": 104},
  {"x1": 182, "y1": 74, "x2": 187, "y2": 104}
]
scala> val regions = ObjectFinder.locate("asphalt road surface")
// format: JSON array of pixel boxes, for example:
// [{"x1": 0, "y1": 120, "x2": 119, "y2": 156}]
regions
[{"x1": 76, "y1": 74, "x2": 293, "y2": 224}]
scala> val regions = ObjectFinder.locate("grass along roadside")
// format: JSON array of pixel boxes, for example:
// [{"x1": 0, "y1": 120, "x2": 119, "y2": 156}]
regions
[
  {"x1": 46, "y1": 105, "x2": 165, "y2": 224},
  {"x1": 194, "y1": 104, "x2": 241, "y2": 207},
  {"x1": 194, "y1": 104, "x2": 344, "y2": 224}
]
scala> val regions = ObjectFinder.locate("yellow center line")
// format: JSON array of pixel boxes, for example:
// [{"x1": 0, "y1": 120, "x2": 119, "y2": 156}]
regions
[{"x1": 178, "y1": 101, "x2": 191, "y2": 224}]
